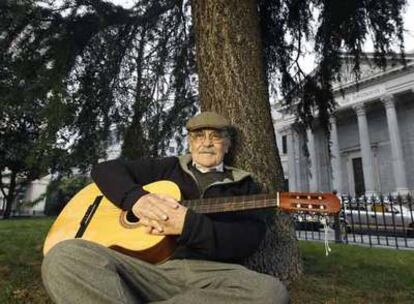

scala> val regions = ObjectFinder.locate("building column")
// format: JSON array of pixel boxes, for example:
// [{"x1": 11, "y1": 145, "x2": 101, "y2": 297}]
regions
[
  {"x1": 298, "y1": 131, "x2": 310, "y2": 192},
  {"x1": 294, "y1": 131, "x2": 307, "y2": 191},
  {"x1": 382, "y1": 95, "x2": 409, "y2": 194},
  {"x1": 354, "y1": 103, "x2": 376, "y2": 195},
  {"x1": 306, "y1": 128, "x2": 319, "y2": 192},
  {"x1": 286, "y1": 127, "x2": 297, "y2": 191},
  {"x1": 329, "y1": 116, "x2": 343, "y2": 194}
]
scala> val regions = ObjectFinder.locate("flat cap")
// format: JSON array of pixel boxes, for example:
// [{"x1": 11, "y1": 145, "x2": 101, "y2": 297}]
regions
[{"x1": 186, "y1": 111, "x2": 231, "y2": 131}]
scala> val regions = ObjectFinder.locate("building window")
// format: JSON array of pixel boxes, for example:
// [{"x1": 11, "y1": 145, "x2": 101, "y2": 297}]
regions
[
  {"x1": 284, "y1": 178, "x2": 289, "y2": 191},
  {"x1": 282, "y1": 135, "x2": 287, "y2": 154}
]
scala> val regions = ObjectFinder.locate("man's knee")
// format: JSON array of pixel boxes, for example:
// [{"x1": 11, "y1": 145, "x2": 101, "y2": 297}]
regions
[
  {"x1": 42, "y1": 239, "x2": 107, "y2": 281},
  {"x1": 254, "y1": 274, "x2": 289, "y2": 304},
  {"x1": 43, "y1": 240, "x2": 78, "y2": 275},
  {"x1": 42, "y1": 239, "x2": 85, "y2": 292},
  {"x1": 224, "y1": 268, "x2": 289, "y2": 303}
]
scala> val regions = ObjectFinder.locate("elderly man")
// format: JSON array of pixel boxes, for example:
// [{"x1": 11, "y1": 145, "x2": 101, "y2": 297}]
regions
[{"x1": 42, "y1": 112, "x2": 289, "y2": 303}]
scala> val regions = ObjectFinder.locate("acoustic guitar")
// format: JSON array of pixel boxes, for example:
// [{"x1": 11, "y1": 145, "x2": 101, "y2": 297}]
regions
[{"x1": 43, "y1": 180, "x2": 340, "y2": 263}]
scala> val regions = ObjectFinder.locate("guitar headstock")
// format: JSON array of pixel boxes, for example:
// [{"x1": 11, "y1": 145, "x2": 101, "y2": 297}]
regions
[{"x1": 279, "y1": 192, "x2": 341, "y2": 215}]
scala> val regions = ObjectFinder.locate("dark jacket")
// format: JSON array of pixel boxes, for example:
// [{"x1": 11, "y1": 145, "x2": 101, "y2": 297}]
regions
[{"x1": 91, "y1": 154, "x2": 266, "y2": 262}]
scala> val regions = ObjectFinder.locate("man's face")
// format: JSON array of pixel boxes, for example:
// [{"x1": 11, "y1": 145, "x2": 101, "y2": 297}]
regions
[{"x1": 189, "y1": 128, "x2": 230, "y2": 168}]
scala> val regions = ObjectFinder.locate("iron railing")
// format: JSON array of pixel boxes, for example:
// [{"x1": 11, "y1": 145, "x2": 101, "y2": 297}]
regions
[{"x1": 295, "y1": 194, "x2": 414, "y2": 249}]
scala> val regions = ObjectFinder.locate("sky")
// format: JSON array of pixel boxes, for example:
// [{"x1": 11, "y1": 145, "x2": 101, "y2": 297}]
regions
[{"x1": 401, "y1": 0, "x2": 414, "y2": 52}]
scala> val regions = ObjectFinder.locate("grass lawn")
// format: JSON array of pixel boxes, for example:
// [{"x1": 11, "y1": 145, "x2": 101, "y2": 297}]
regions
[
  {"x1": 291, "y1": 242, "x2": 414, "y2": 303},
  {"x1": 0, "y1": 218, "x2": 413, "y2": 303},
  {"x1": 0, "y1": 217, "x2": 52, "y2": 304}
]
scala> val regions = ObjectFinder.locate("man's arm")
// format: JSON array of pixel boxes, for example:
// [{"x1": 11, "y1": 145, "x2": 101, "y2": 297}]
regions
[
  {"x1": 177, "y1": 178, "x2": 266, "y2": 261},
  {"x1": 91, "y1": 158, "x2": 175, "y2": 210},
  {"x1": 91, "y1": 158, "x2": 187, "y2": 234},
  {"x1": 178, "y1": 210, "x2": 266, "y2": 261}
]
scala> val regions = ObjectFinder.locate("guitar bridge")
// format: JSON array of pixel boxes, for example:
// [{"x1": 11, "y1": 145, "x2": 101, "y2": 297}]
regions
[{"x1": 75, "y1": 195, "x2": 103, "y2": 238}]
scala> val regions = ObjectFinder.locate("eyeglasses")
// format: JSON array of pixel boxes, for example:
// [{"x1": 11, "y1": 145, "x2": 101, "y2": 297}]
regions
[{"x1": 189, "y1": 130, "x2": 228, "y2": 143}]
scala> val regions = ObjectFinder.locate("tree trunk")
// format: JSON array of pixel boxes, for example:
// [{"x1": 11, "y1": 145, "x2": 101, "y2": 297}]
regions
[
  {"x1": 2, "y1": 170, "x2": 17, "y2": 219},
  {"x1": 191, "y1": 0, "x2": 302, "y2": 284},
  {"x1": 121, "y1": 112, "x2": 149, "y2": 160}
]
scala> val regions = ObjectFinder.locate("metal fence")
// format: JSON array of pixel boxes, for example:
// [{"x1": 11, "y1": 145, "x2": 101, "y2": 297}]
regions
[{"x1": 295, "y1": 194, "x2": 414, "y2": 249}]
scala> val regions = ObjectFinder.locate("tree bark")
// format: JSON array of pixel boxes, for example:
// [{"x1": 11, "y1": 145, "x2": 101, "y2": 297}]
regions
[{"x1": 191, "y1": 0, "x2": 302, "y2": 284}]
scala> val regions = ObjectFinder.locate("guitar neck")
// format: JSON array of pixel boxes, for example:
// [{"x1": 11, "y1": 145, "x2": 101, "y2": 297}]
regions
[
  {"x1": 182, "y1": 193, "x2": 280, "y2": 214},
  {"x1": 181, "y1": 192, "x2": 340, "y2": 215}
]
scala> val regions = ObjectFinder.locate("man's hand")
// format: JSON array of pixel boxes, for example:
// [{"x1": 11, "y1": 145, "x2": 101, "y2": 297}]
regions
[{"x1": 132, "y1": 193, "x2": 187, "y2": 235}]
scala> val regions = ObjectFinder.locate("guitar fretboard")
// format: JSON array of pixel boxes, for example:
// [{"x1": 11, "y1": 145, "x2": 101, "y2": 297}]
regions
[{"x1": 181, "y1": 193, "x2": 280, "y2": 214}]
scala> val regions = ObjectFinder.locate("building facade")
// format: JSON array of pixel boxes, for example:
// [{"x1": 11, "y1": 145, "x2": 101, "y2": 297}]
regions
[
  {"x1": 274, "y1": 53, "x2": 414, "y2": 196},
  {"x1": 0, "y1": 171, "x2": 51, "y2": 216}
]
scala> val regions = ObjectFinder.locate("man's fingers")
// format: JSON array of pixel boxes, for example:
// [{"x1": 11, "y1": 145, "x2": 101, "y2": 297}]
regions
[
  {"x1": 157, "y1": 195, "x2": 180, "y2": 209},
  {"x1": 136, "y1": 199, "x2": 169, "y2": 221},
  {"x1": 140, "y1": 217, "x2": 164, "y2": 233},
  {"x1": 145, "y1": 226, "x2": 152, "y2": 234},
  {"x1": 133, "y1": 193, "x2": 181, "y2": 223},
  {"x1": 140, "y1": 208, "x2": 168, "y2": 221}
]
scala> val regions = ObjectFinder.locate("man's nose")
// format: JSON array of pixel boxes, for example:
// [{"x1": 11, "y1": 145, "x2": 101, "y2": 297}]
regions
[{"x1": 202, "y1": 136, "x2": 213, "y2": 146}]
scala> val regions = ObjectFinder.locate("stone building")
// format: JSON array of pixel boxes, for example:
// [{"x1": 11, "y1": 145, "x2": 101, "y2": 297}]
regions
[
  {"x1": 274, "y1": 52, "x2": 414, "y2": 196},
  {"x1": 0, "y1": 171, "x2": 51, "y2": 216}
]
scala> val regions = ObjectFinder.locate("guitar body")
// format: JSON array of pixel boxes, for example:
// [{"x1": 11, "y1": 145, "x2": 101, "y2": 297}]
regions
[
  {"x1": 44, "y1": 179, "x2": 340, "y2": 264},
  {"x1": 43, "y1": 180, "x2": 181, "y2": 264}
]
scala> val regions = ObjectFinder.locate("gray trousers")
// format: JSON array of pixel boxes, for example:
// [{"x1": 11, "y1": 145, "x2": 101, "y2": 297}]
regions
[{"x1": 42, "y1": 239, "x2": 289, "y2": 304}]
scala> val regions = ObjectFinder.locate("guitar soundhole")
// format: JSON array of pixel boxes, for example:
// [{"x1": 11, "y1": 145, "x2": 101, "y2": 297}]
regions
[
  {"x1": 119, "y1": 211, "x2": 141, "y2": 229},
  {"x1": 125, "y1": 211, "x2": 140, "y2": 223}
]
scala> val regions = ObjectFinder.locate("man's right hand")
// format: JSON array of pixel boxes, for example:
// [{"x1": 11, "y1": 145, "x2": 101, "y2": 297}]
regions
[{"x1": 132, "y1": 193, "x2": 182, "y2": 234}]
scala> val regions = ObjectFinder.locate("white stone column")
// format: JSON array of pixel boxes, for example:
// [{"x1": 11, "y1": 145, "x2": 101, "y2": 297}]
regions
[
  {"x1": 293, "y1": 131, "x2": 303, "y2": 191},
  {"x1": 354, "y1": 103, "x2": 376, "y2": 195},
  {"x1": 297, "y1": 131, "x2": 310, "y2": 192},
  {"x1": 306, "y1": 128, "x2": 319, "y2": 192},
  {"x1": 286, "y1": 128, "x2": 297, "y2": 191},
  {"x1": 329, "y1": 116, "x2": 343, "y2": 194},
  {"x1": 382, "y1": 95, "x2": 409, "y2": 194}
]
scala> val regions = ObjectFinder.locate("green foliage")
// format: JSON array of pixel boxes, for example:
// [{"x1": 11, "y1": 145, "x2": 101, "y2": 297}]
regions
[
  {"x1": 1, "y1": 0, "x2": 197, "y2": 214},
  {"x1": 44, "y1": 176, "x2": 90, "y2": 216},
  {"x1": 1, "y1": 0, "x2": 198, "y2": 167}
]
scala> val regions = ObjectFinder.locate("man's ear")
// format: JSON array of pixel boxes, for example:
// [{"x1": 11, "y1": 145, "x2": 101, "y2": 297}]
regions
[
  {"x1": 224, "y1": 139, "x2": 231, "y2": 153},
  {"x1": 188, "y1": 136, "x2": 192, "y2": 152}
]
